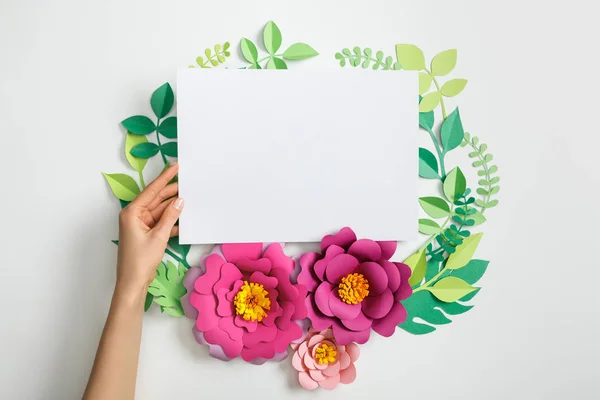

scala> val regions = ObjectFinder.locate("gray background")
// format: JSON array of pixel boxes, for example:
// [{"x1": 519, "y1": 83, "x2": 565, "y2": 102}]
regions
[{"x1": 1, "y1": 0, "x2": 598, "y2": 399}]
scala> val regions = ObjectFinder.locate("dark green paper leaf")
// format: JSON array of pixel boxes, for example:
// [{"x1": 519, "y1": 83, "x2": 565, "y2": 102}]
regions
[
  {"x1": 130, "y1": 142, "x2": 160, "y2": 159},
  {"x1": 168, "y1": 236, "x2": 191, "y2": 258},
  {"x1": 440, "y1": 107, "x2": 464, "y2": 152},
  {"x1": 451, "y1": 259, "x2": 489, "y2": 285},
  {"x1": 144, "y1": 292, "x2": 153, "y2": 312},
  {"x1": 419, "y1": 148, "x2": 440, "y2": 179},
  {"x1": 121, "y1": 116, "x2": 156, "y2": 135},
  {"x1": 158, "y1": 117, "x2": 177, "y2": 139},
  {"x1": 161, "y1": 142, "x2": 178, "y2": 157},
  {"x1": 151, "y1": 83, "x2": 175, "y2": 119}
]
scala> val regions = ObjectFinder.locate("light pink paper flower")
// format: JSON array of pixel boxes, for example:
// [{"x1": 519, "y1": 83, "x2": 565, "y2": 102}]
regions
[
  {"x1": 297, "y1": 227, "x2": 412, "y2": 345},
  {"x1": 182, "y1": 243, "x2": 308, "y2": 364},
  {"x1": 291, "y1": 328, "x2": 359, "y2": 390}
]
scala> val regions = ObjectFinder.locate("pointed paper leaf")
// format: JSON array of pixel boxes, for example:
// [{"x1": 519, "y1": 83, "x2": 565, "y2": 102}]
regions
[
  {"x1": 102, "y1": 173, "x2": 140, "y2": 201},
  {"x1": 144, "y1": 292, "x2": 153, "y2": 312},
  {"x1": 443, "y1": 167, "x2": 466, "y2": 201},
  {"x1": 419, "y1": 148, "x2": 440, "y2": 179},
  {"x1": 471, "y1": 210, "x2": 487, "y2": 226},
  {"x1": 158, "y1": 116, "x2": 177, "y2": 139},
  {"x1": 419, "y1": 197, "x2": 451, "y2": 218},
  {"x1": 419, "y1": 92, "x2": 441, "y2": 112},
  {"x1": 266, "y1": 57, "x2": 288, "y2": 69},
  {"x1": 446, "y1": 233, "x2": 484, "y2": 270},
  {"x1": 441, "y1": 107, "x2": 465, "y2": 151},
  {"x1": 404, "y1": 248, "x2": 427, "y2": 286},
  {"x1": 240, "y1": 38, "x2": 259, "y2": 63},
  {"x1": 395, "y1": 44, "x2": 425, "y2": 70},
  {"x1": 130, "y1": 142, "x2": 160, "y2": 159},
  {"x1": 151, "y1": 83, "x2": 174, "y2": 119},
  {"x1": 452, "y1": 259, "x2": 489, "y2": 285},
  {"x1": 125, "y1": 132, "x2": 149, "y2": 172},
  {"x1": 442, "y1": 79, "x2": 468, "y2": 97},
  {"x1": 419, "y1": 219, "x2": 441, "y2": 235},
  {"x1": 426, "y1": 277, "x2": 476, "y2": 303},
  {"x1": 419, "y1": 72, "x2": 432, "y2": 95},
  {"x1": 282, "y1": 43, "x2": 319, "y2": 60},
  {"x1": 121, "y1": 116, "x2": 156, "y2": 135},
  {"x1": 168, "y1": 236, "x2": 191, "y2": 258},
  {"x1": 431, "y1": 49, "x2": 457, "y2": 76},
  {"x1": 161, "y1": 142, "x2": 178, "y2": 157},
  {"x1": 263, "y1": 21, "x2": 283, "y2": 54},
  {"x1": 148, "y1": 261, "x2": 187, "y2": 317}
]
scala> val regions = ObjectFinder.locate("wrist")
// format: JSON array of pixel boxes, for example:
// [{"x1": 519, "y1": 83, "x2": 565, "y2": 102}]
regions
[{"x1": 112, "y1": 281, "x2": 147, "y2": 310}]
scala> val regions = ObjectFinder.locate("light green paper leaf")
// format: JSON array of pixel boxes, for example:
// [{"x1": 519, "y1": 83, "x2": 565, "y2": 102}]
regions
[
  {"x1": 161, "y1": 142, "x2": 178, "y2": 157},
  {"x1": 419, "y1": 92, "x2": 441, "y2": 112},
  {"x1": 151, "y1": 83, "x2": 175, "y2": 119},
  {"x1": 426, "y1": 276, "x2": 476, "y2": 303},
  {"x1": 440, "y1": 107, "x2": 465, "y2": 151},
  {"x1": 395, "y1": 44, "x2": 425, "y2": 70},
  {"x1": 441, "y1": 79, "x2": 468, "y2": 97},
  {"x1": 452, "y1": 259, "x2": 489, "y2": 285},
  {"x1": 419, "y1": 148, "x2": 440, "y2": 180},
  {"x1": 471, "y1": 210, "x2": 487, "y2": 226},
  {"x1": 158, "y1": 116, "x2": 177, "y2": 139},
  {"x1": 419, "y1": 72, "x2": 432, "y2": 95},
  {"x1": 121, "y1": 116, "x2": 156, "y2": 135},
  {"x1": 130, "y1": 142, "x2": 160, "y2": 159},
  {"x1": 404, "y1": 248, "x2": 427, "y2": 286},
  {"x1": 263, "y1": 21, "x2": 283, "y2": 54},
  {"x1": 419, "y1": 196, "x2": 451, "y2": 218},
  {"x1": 443, "y1": 167, "x2": 466, "y2": 202},
  {"x1": 446, "y1": 233, "x2": 484, "y2": 270},
  {"x1": 102, "y1": 173, "x2": 140, "y2": 201},
  {"x1": 282, "y1": 43, "x2": 319, "y2": 60},
  {"x1": 431, "y1": 49, "x2": 457, "y2": 76},
  {"x1": 240, "y1": 38, "x2": 259, "y2": 63},
  {"x1": 125, "y1": 132, "x2": 148, "y2": 172},
  {"x1": 148, "y1": 261, "x2": 187, "y2": 317},
  {"x1": 266, "y1": 57, "x2": 288, "y2": 69},
  {"x1": 419, "y1": 219, "x2": 441, "y2": 235}
]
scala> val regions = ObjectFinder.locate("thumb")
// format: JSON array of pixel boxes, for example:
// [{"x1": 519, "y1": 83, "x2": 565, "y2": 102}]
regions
[{"x1": 153, "y1": 198, "x2": 184, "y2": 238}]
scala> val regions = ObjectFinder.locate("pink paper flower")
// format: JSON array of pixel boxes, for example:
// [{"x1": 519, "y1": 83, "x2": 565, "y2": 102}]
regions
[
  {"x1": 181, "y1": 243, "x2": 308, "y2": 364},
  {"x1": 297, "y1": 227, "x2": 412, "y2": 345},
  {"x1": 291, "y1": 328, "x2": 359, "y2": 390}
]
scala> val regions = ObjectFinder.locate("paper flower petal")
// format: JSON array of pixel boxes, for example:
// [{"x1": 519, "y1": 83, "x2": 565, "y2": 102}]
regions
[
  {"x1": 212, "y1": 263, "x2": 243, "y2": 294},
  {"x1": 362, "y1": 288, "x2": 394, "y2": 320},
  {"x1": 339, "y1": 363, "x2": 357, "y2": 384},
  {"x1": 216, "y1": 288, "x2": 233, "y2": 317},
  {"x1": 331, "y1": 321, "x2": 370, "y2": 345},
  {"x1": 306, "y1": 294, "x2": 333, "y2": 330},
  {"x1": 329, "y1": 290, "x2": 362, "y2": 320},
  {"x1": 234, "y1": 315, "x2": 257, "y2": 332},
  {"x1": 222, "y1": 243, "x2": 263, "y2": 263},
  {"x1": 191, "y1": 293, "x2": 218, "y2": 331},
  {"x1": 236, "y1": 257, "x2": 272, "y2": 275},
  {"x1": 194, "y1": 254, "x2": 225, "y2": 294},
  {"x1": 323, "y1": 361, "x2": 340, "y2": 377},
  {"x1": 372, "y1": 302, "x2": 408, "y2": 337},
  {"x1": 395, "y1": 262, "x2": 413, "y2": 301},
  {"x1": 314, "y1": 282, "x2": 335, "y2": 316},
  {"x1": 382, "y1": 260, "x2": 401, "y2": 292},
  {"x1": 318, "y1": 374, "x2": 341, "y2": 390},
  {"x1": 339, "y1": 350, "x2": 351, "y2": 369},
  {"x1": 314, "y1": 245, "x2": 345, "y2": 281},
  {"x1": 341, "y1": 312, "x2": 372, "y2": 332},
  {"x1": 297, "y1": 252, "x2": 320, "y2": 292},
  {"x1": 242, "y1": 323, "x2": 278, "y2": 348},
  {"x1": 325, "y1": 254, "x2": 360, "y2": 284},
  {"x1": 299, "y1": 372, "x2": 319, "y2": 390},
  {"x1": 348, "y1": 239, "x2": 382, "y2": 262},
  {"x1": 310, "y1": 369, "x2": 326, "y2": 381},
  {"x1": 204, "y1": 327, "x2": 244, "y2": 359},
  {"x1": 248, "y1": 271, "x2": 278, "y2": 290},
  {"x1": 345, "y1": 342, "x2": 360, "y2": 362},
  {"x1": 321, "y1": 227, "x2": 357, "y2": 252},
  {"x1": 263, "y1": 243, "x2": 294, "y2": 274},
  {"x1": 356, "y1": 261, "x2": 388, "y2": 296},
  {"x1": 292, "y1": 351, "x2": 305, "y2": 372},
  {"x1": 218, "y1": 316, "x2": 244, "y2": 341},
  {"x1": 377, "y1": 241, "x2": 397, "y2": 261}
]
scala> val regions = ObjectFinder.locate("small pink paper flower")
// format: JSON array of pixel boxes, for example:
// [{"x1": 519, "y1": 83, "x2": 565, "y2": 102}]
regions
[
  {"x1": 291, "y1": 328, "x2": 359, "y2": 390},
  {"x1": 297, "y1": 227, "x2": 412, "y2": 345},
  {"x1": 181, "y1": 243, "x2": 308, "y2": 364}
]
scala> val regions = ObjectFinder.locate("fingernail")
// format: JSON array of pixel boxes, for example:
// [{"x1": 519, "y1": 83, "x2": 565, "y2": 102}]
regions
[{"x1": 174, "y1": 198, "x2": 184, "y2": 210}]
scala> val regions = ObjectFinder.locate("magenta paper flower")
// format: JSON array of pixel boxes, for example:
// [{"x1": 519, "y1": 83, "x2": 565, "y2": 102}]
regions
[
  {"x1": 181, "y1": 243, "x2": 308, "y2": 364},
  {"x1": 297, "y1": 227, "x2": 412, "y2": 345},
  {"x1": 291, "y1": 328, "x2": 359, "y2": 391}
]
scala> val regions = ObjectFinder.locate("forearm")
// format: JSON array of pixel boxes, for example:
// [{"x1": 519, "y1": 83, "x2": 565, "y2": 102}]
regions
[{"x1": 83, "y1": 283, "x2": 146, "y2": 400}]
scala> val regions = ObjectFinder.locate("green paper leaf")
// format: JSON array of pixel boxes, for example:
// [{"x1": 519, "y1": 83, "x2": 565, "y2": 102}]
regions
[
  {"x1": 471, "y1": 210, "x2": 487, "y2": 226},
  {"x1": 459, "y1": 287, "x2": 480, "y2": 302},
  {"x1": 148, "y1": 261, "x2": 187, "y2": 317},
  {"x1": 431, "y1": 49, "x2": 457, "y2": 76},
  {"x1": 151, "y1": 83, "x2": 174, "y2": 119},
  {"x1": 282, "y1": 43, "x2": 319, "y2": 60},
  {"x1": 425, "y1": 259, "x2": 441, "y2": 282},
  {"x1": 395, "y1": 44, "x2": 425, "y2": 70},
  {"x1": 446, "y1": 233, "x2": 484, "y2": 270},
  {"x1": 419, "y1": 197, "x2": 451, "y2": 218},
  {"x1": 266, "y1": 57, "x2": 288, "y2": 69},
  {"x1": 443, "y1": 167, "x2": 466, "y2": 202},
  {"x1": 158, "y1": 117, "x2": 177, "y2": 139},
  {"x1": 419, "y1": 92, "x2": 441, "y2": 112},
  {"x1": 419, "y1": 72, "x2": 432, "y2": 95},
  {"x1": 419, "y1": 110, "x2": 434, "y2": 131},
  {"x1": 161, "y1": 142, "x2": 178, "y2": 157},
  {"x1": 168, "y1": 236, "x2": 191, "y2": 258},
  {"x1": 426, "y1": 277, "x2": 476, "y2": 303},
  {"x1": 441, "y1": 79, "x2": 468, "y2": 97},
  {"x1": 263, "y1": 21, "x2": 282, "y2": 54},
  {"x1": 404, "y1": 248, "x2": 427, "y2": 287},
  {"x1": 419, "y1": 219, "x2": 441, "y2": 235},
  {"x1": 121, "y1": 116, "x2": 156, "y2": 135},
  {"x1": 452, "y1": 259, "x2": 489, "y2": 285},
  {"x1": 419, "y1": 148, "x2": 440, "y2": 180},
  {"x1": 240, "y1": 38, "x2": 259, "y2": 63},
  {"x1": 125, "y1": 132, "x2": 148, "y2": 172},
  {"x1": 440, "y1": 107, "x2": 465, "y2": 151},
  {"x1": 144, "y1": 292, "x2": 153, "y2": 312},
  {"x1": 130, "y1": 142, "x2": 160, "y2": 159},
  {"x1": 102, "y1": 173, "x2": 140, "y2": 201}
]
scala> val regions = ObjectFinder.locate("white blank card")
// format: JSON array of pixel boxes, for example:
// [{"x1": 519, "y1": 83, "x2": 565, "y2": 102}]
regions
[{"x1": 177, "y1": 69, "x2": 418, "y2": 244}]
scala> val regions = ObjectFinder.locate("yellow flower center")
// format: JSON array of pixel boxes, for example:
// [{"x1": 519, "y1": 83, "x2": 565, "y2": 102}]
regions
[
  {"x1": 233, "y1": 281, "x2": 271, "y2": 322},
  {"x1": 314, "y1": 343, "x2": 338, "y2": 365},
  {"x1": 338, "y1": 273, "x2": 369, "y2": 304}
]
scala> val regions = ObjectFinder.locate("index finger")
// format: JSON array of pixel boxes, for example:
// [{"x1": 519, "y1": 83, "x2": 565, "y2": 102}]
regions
[{"x1": 131, "y1": 163, "x2": 179, "y2": 207}]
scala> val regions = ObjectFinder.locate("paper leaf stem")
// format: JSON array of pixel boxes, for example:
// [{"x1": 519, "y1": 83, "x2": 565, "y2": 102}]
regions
[
  {"x1": 419, "y1": 148, "x2": 440, "y2": 180},
  {"x1": 151, "y1": 83, "x2": 174, "y2": 119},
  {"x1": 102, "y1": 173, "x2": 140, "y2": 201},
  {"x1": 419, "y1": 196, "x2": 451, "y2": 218},
  {"x1": 158, "y1": 116, "x2": 177, "y2": 139},
  {"x1": 443, "y1": 167, "x2": 466, "y2": 202},
  {"x1": 404, "y1": 248, "x2": 427, "y2": 286},
  {"x1": 130, "y1": 142, "x2": 160, "y2": 159},
  {"x1": 121, "y1": 116, "x2": 156, "y2": 135},
  {"x1": 263, "y1": 20, "x2": 282, "y2": 54},
  {"x1": 125, "y1": 133, "x2": 149, "y2": 172},
  {"x1": 148, "y1": 261, "x2": 186, "y2": 317},
  {"x1": 441, "y1": 107, "x2": 465, "y2": 152},
  {"x1": 426, "y1": 276, "x2": 476, "y2": 303},
  {"x1": 395, "y1": 44, "x2": 425, "y2": 70},
  {"x1": 240, "y1": 38, "x2": 259, "y2": 63},
  {"x1": 282, "y1": 43, "x2": 319, "y2": 60},
  {"x1": 430, "y1": 49, "x2": 457, "y2": 76},
  {"x1": 445, "y1": 233, "x2": 484, "y2": 270}
]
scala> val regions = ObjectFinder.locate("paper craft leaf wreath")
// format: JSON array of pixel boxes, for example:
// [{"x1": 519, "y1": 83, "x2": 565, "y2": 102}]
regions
[{"x1": 101, "y1": 20, "x2": 501, "y2": 391}]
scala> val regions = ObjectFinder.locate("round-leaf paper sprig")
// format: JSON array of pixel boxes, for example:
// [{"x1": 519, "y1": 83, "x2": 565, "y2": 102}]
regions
[{"x1": 102, "y1": 21, "x2": 500, "y2": 391}]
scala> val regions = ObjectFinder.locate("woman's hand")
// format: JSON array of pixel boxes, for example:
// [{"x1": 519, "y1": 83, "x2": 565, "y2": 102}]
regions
[{"x1": 116, "y1": 163, "x2": 184, "y2": 295}]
